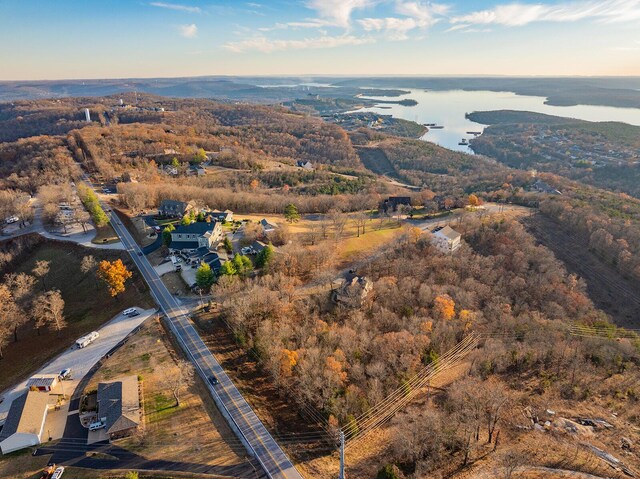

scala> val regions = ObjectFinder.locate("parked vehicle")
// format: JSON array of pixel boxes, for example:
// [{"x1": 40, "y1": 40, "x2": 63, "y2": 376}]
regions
[
  {"x1": 176, "y1": 264, "x2": 182, "y2": 271},
  {"x1": 89, "y1": 421, "x2": 105, "y2": 431},
  {"x1": 75, "y1": 331, "x2": 99, "y2": 349},
  {"x1": 5, "y1": 215, "x2": 19, "y2": 224},
  {"x1": 59, "y1": 369, "x2": 72, "y2": 380},
  {"x1": 50, "y1": 466, "x2": 65, "y2": 479},
  {"x1": 123, "y1": 308, "x2": 136, "y2": 315}
]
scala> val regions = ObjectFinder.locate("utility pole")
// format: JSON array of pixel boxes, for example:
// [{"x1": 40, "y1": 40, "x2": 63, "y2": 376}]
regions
[{"x1": 339, "y1": 430, "x2": 345, "y2": 479}]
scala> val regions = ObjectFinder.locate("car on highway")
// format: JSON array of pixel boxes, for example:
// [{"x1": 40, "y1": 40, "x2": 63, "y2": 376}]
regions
[
  {"x1": 208, "y1": 375, "x2": 219, "y2": 386},
  {"x1": 89, "y1": 421, "x2": 105, "y2": 431},
  {"x1": 58, "y1": 368, "x2": 72, "y2": 380},
  {"x1": 137, "y1": 251, "x2": 143, "y2": 256}
]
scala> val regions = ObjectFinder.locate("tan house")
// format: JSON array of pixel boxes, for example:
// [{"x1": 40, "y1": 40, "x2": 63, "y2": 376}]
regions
[
  {"x1": 97, "y1": 375, "x2": 141, "y2": 440},
  {"x1": 0, "y1": 390, "x2": 53, "y2": 454}
]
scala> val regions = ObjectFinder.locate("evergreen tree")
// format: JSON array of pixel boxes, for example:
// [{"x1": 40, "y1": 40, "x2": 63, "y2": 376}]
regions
[
  {"x1": 162, "y1": 224, "x2": 175, "y2": 246},
  {"x1": 255, "y1": 244, "x2": 274, "y2": 268},
  {"x1": 284, "y1": 203, "x2": 300, "y2": 223},
  {"x1": 195, "y1": 262, "x2": 215, "y2": 288}
]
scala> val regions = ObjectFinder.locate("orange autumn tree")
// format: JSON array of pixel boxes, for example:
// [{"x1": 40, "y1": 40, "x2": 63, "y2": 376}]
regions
[
  {"x1": 433, "y1": 295, "x2": 455, "y2": 321},
  {"x1": 468, "y1": 194, "x2": 482, "y2": 207},
  {"x1": 279, "y1": 348, "x2": 299, "y2": 378},
  {"x1": 97, "y1": 259, "x2": 132, "y2": 297}
]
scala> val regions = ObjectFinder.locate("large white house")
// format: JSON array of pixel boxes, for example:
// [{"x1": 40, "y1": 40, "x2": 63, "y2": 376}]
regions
[
  {"x1": 431, "y1": 225, "x2": 462, "y2": 253},
  {"x1": 169, "y1": 221, "x2": 224, "y2": 253}
]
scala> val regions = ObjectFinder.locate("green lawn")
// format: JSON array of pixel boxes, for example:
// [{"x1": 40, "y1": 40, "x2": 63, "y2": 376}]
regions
[{"x1": 0, "y1": 240, "x2": 153, "y2": 392}]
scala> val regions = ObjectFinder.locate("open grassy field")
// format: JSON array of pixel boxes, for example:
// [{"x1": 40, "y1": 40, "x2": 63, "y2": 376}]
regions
[
  {"x1": 0, "y1": 239, "x2": 153, "y2": 392},
  {"x1": 85, "y1": 318, "x2": 250, "y2": 470},
  {"x1": 335, "y1": 224, "x2": 404, "y2": 265}
]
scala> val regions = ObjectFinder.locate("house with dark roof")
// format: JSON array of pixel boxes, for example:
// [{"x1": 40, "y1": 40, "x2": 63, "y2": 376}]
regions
[
  {"x1": 205, "y1": 209, "x2": 234, "y2": 223},
  {"x1": 96, "y1": 376, "x2": 140, "y2": 440},
  {"x1": 0, "y1": 390, "x2": 52, "y2": 454},
  {"x1": 169, "y1": 222, "x2": 224, "y2": 253},
  {"x1": 431, "y1": 225, "x2": 462, "y2": 253},
  {"x1": 260, "y1": 218, "x2": 278, "y2": 234},
  {"x1": 158, "y1": 199, "x2": 197, "y2": 218},
  {"x1": 296, "y1": 160, "x2": 314, "y2": 170},
  {"x1": 379, "y1": 196, "x2": 411, "y2": 213}
]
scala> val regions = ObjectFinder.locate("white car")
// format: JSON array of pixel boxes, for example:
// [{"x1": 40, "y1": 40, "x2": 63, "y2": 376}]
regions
[
  {"x1": 51, "y1": 466, "x2": 65, "y2": 479},
  {"x1": 5, "y1": 216, "x2": 19, "y2": 224},
  {"x1": 122, "y1": 308, "x2": 136, "y2": 316},
  {"x1": 89, "y1": 421, "x2": 105, "y2": 431}
]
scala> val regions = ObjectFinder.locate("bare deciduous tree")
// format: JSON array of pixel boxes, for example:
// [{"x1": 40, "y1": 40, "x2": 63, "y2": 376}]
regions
[
  {"x1": 163, "y1": 359, "x2": 195, "y2": 407},
  {"x1": 32, "y1": 260, "x2": 51, "y2": 290},
  {"x1": 32, "y1": 289, "x2": 67, "y2": 336}
]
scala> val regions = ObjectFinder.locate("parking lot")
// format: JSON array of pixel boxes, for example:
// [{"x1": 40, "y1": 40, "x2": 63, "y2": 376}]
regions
[{"x1": 0, "y1": 307, "x2": 156, "y2": 428}]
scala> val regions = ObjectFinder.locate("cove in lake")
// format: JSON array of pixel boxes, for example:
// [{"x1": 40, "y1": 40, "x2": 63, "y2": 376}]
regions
[{"x1": 355, "y1": 89, "x2": 640, "y2": 153}]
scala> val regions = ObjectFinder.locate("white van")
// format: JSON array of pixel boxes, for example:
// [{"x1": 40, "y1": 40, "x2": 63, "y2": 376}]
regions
[{"x1": 89, "y1": 421, "x2": 105, "y2": 431}]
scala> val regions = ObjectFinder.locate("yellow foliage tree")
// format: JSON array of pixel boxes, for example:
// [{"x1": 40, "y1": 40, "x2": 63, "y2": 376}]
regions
[
  {"x1": 468, "y1": 194, "x2": 481, "y2": 207},
  {"x1": 433, "y1": 295, "x2": 455, "y2": 321},
  {"x1": 279, "y1": 348, "x2": 299, "y2": 377},
  {"x1": 97, "y1": 259, "x2": 133, "y2": 297}
]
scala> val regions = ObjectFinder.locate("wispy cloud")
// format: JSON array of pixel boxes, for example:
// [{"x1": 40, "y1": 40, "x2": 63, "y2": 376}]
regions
[
  {"x1": 224, "y1": 34, "x2": 374, "y2": 53},
  {"x1": 358, "y1": 1, "x2": 449, "y2": 39},
  {"x1": 149, "y1": 2, "x2": 201, "y2": 14},
  {"x1": 305, "y1": 0, "x2": 376, "y2": 28},
  {"x1": 179, "y1": 23, "x2": 198, "y2": 38},
  {"x1": 451, "y1": 0, "x2": 640, "y2": 26}
]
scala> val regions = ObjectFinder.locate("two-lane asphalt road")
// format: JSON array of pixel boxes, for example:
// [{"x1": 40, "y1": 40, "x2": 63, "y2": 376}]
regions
[{"x1": 92, "y1": 185, "x2": 304, "y2": 479}]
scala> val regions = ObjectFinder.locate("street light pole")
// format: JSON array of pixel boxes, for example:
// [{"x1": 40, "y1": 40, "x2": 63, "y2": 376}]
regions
[{"x1": 339, "y1": 430, "x2": 345, "y2": 479}]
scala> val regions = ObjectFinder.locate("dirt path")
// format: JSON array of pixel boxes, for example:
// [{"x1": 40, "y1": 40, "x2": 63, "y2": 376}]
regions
[{"x1": 523, "y1": 214, "x2": 640, "y2": 329}]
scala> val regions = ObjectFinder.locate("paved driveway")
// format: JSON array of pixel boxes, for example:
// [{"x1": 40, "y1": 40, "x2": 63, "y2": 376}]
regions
[{"x1": 0, "y1": 307, "x2": 156, "y2": 425}]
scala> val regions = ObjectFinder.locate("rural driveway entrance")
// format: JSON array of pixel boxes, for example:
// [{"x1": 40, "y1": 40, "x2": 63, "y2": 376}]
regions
[{"x1": 0, "y1": 308, "x2": 156, "y2": 426}]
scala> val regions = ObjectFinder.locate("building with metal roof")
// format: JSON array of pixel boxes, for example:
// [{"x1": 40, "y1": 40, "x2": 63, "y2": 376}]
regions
[{"x1": 0, "y1": 390, "x2": 52, "y2": 454}]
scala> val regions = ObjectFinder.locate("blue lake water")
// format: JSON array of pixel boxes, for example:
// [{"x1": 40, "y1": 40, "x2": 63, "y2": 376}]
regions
[{"x1": 355, "y1": 89, "x2": 640, "y2": 152}]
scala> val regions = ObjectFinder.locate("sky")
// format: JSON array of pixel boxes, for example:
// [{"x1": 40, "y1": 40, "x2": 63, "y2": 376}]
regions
[{"x1": 1, "y1": 0, "x2": 639, "y2": 80}]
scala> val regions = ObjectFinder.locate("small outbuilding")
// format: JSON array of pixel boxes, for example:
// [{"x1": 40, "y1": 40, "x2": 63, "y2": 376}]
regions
[{"x1": 26, "y1": 375, "x2": 59, "y2": 392}]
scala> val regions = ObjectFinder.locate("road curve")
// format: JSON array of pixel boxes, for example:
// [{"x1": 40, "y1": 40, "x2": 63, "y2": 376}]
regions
[{"x1": 89, "y1": 180, "x2": 304, "y2": 479}]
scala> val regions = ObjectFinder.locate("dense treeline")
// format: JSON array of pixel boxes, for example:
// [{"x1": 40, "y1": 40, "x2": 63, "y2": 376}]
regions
[
  {"x1": 540, "y1": 189, "x2": 640, "y2": 281},
  {"x1": 0, "y1": 136, "x2": 80, "y2": 194},
  {"x1": 218, "y1": 220, "x2": 632, "y2": 428},
  {"x1": 117, "y1": 181, "x2": 379, "y2": 214}
]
